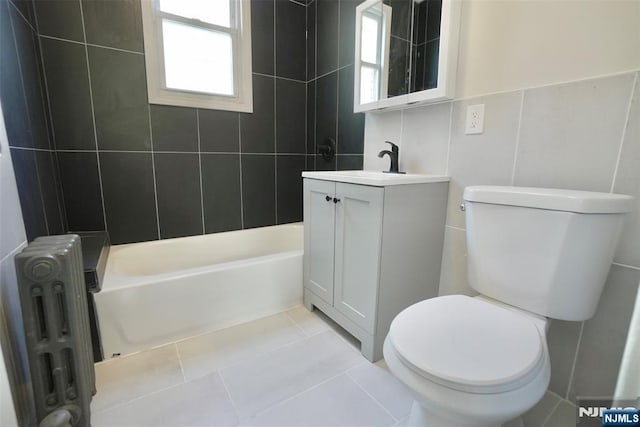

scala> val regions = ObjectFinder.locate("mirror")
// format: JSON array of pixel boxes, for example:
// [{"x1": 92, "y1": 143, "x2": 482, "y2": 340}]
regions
[{"x1": 354, "y1": 0, "x2": 461, "y2": 112}]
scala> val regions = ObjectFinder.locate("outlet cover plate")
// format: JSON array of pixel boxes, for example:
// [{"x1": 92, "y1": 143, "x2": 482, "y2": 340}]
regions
[{"x1": 465, "y1": 104, "x2": 485, "y2": 135}]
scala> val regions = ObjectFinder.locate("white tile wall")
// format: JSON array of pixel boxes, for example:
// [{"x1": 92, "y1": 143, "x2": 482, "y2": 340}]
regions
[
  {"x1": 438, "y1": 226, "x2": 474, "y2": 296},
  {"x1": 399, "y1": 103, "x2": 451, "y2": 175},
  {"x1": 613, "y1": 74, "x2": 640, "y2": 268},
  {"x1": 363, "y1": 70, "x2": 640, "y2": 274},
  {"x1": 363, "y1": 111, "x2": 402, "y2": 172},
  {"x1": 447, "y1": 91, "x2": 522, "y2": 228},
  {"x1": 514, "y1": 73, "x2": 635, "y2": 192},
  {"x1": 362, "y1": 69, "x2": 640, "y2": 407}
]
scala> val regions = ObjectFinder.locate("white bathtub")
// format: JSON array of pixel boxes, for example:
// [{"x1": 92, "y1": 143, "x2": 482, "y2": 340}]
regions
[{"x1": 95, "y1": 223, "x2": 303, "y2": 358}]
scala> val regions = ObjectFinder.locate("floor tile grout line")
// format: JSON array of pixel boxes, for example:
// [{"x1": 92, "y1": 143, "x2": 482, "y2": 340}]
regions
[
  {"x1": 94, "y1": 311, "x2": 363, "y2": 416},
  {"x1": 288, "y1": 309, "x2": 335, "y2": 336},
  {"x1": 96, "y1": 308, "x2": 338, "y2": 371},
  {"x1": 217, "y1": 371, "x2": 242, "y2": 423},
  {"x1": 240, "y1": 370, "x2": 353, "y2": 423},
  {"x1": 129, "y1": 310, "x2": 318, "y2": 378},
  {"x1": 94, "y1": 313, "x2": 368, "y2": 423},
  {"x1": 174, "y1": 342, "x2": 187, "y2": 383},
  {"x1": 541, "y1": 398, "x2": 564, "y2": 426},
  {"x1": 326, "y1": 325, "x2": 366, "y2": 355},
  {"x1": 345, "y1": 370, "x2": 399, "y2": 422},
  {"x1": 282, "y1": 311, "x2": 314, "y2": 337},
  {"x1": 565, "y1": 320, "x2": 585, "y2": 401},
  {"x1": 207, "y1": 327, "x2": 357, "y2": 386},
  {"x1": 92, "y1": 375, "x2": 188, "y2": 415},
  {"x1": 173, "y1": 330, "x2": 312, "y2": 385}
]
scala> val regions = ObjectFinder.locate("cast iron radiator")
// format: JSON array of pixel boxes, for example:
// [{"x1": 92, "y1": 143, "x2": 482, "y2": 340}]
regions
[{"x1": 15, "y1": 235, "x2": 95, "y2": 427}]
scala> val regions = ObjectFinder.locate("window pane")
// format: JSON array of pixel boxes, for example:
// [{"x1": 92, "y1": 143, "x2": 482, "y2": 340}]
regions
[
  {"x1": 162, "y1": 20, "x2": 234, "y2": 95},
  {"x1": 159, "y1": 0, "x2": 231, "y2": 28},
  {"x1": 360, "y1": 65, "x2": 378, "y2": 104},
  {"x1": 361, "y1": 14, "x2": 379, "y2": 64}
]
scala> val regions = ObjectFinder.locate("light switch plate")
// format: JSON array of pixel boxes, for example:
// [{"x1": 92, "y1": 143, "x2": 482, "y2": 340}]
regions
[{"x1": 465, "y1": 104, "x2": 485, "y2": 135}]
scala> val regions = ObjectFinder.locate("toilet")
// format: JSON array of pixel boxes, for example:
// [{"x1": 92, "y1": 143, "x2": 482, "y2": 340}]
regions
[{"x1": 383, "y1": 185, "x2": 634, "y2": 427}]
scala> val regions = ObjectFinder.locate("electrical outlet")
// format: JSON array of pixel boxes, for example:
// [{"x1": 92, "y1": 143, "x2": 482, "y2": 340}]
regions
[{"x1": 465, "y1": 104, "x2": 485, "y2": 135}]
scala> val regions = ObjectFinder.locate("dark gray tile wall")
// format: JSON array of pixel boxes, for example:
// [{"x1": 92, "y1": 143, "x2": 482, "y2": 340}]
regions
[
  {"x1": 201, "y1": 154, "x2": 242, "y2": 234},
  {"x1": 33, "y1": 0, "x2": 310, "y2": 244},
  {"x1": 6, "y1": 0, "x2": 366, "y2": 244},
  {"x1": 0, "y1": 0, "x2": 66, "y2": 241},
  {"x1": 307, "y1": 0, "x2": 365, "y2": 171},
  {"x1": 154, "y1": 153, "x2": 203, "y2": 239}
]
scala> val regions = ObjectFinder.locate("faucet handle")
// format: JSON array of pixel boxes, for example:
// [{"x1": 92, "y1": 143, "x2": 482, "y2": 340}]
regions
[{"x1": 385, "y1": 141, "x2": 399, "y2": 153}]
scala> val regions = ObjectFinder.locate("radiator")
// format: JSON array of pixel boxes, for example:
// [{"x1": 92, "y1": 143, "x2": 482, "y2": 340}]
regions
[{"x1": 15, "y1": 235, "x2": 95, "y2": 427}]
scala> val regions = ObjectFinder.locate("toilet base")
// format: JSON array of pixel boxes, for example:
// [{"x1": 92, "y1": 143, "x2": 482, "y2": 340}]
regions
[
  {"x1": 406, "y1": 401, "x2": 524, "y2": 427},
  {"x1": 406, "y1": 401, "x2": 503, "y2": 427}
]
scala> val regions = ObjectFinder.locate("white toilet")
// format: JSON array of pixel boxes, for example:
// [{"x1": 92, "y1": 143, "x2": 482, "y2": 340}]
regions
[{"x1": 383, "y1": 185, "x2": 634, "y2": 427}]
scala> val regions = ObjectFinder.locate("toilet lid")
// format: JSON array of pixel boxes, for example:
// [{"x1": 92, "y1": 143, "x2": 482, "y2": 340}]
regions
[{"x1": 388, "y1": 295, "x2": 545, "y2": 394}]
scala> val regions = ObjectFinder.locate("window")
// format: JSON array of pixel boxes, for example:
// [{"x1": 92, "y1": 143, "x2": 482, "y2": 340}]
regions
[
  {"x1": 358, "y1": 4, "x2": 391, "y2": 105},
  {"x1": 141, "y1": 0, "x2": 253, "y2": 112}
]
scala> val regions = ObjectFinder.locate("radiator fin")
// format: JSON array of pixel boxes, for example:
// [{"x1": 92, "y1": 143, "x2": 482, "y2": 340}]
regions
[{"x1": 16, "y1": 235, "x2": 94, "y2": 426}]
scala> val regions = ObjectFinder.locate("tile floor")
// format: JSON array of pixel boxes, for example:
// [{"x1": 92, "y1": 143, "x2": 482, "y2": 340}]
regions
[{"x1": 90, "y1": 306, "x2": 574, "y2": 426}]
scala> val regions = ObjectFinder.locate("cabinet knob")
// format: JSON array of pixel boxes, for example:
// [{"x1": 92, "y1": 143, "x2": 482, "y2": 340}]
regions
[
  {"x1": 325, "y1": 195, "x2": 332, "y2": 202},
  {"x1": 333, "y1": 198, "x2": 341, "y2": 204}
]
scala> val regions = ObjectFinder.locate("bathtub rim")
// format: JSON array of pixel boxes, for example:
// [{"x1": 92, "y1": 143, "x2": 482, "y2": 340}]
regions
[{"x1": 102, "y1": 223, "x2": 304, "y2": 291}]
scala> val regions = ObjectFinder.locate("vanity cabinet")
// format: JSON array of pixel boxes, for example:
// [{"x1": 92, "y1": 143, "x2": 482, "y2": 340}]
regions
[
  {"x1": 305, "y1": 179, "x2": 384, "y2": 333},
  {"x1": 302, "y1": 173, "x2": 449, "y2": 361}
]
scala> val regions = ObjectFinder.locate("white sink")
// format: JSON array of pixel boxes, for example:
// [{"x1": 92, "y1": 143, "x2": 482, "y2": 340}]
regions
[{"x1": 301, "y1": 170, "x2": 449, "y2": 187}]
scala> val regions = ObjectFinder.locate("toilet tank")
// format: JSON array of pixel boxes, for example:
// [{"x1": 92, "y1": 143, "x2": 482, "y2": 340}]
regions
[{"x1": 463, "y1": 186, "x2": 634, "y2": 321}]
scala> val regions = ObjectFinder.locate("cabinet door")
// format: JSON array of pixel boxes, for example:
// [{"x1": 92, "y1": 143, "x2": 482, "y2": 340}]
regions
[
  {"x1": 303, "y1": 179, "x2": 336, "y2": 305},
  {"x1": 334, "y1": 183, "x2": 383, "y2": 333}
]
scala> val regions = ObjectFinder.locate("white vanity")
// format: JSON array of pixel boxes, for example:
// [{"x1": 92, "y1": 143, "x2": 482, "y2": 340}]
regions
[{"x1": 302, "y1": 171, "x2": 449, "y2": 361}]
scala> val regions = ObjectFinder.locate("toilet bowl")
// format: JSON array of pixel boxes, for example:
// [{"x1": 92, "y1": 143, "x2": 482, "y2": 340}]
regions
[
  {"x1": 382, "y1": 186, "x2": 633, "y2": 427},
  {"x1": 384, "y1": 295, "x2": 550, "y2": 427}
]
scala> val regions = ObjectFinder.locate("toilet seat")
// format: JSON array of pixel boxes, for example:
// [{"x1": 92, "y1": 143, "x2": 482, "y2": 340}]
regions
[{"x1": 387, "y1": 295, "x2": 546, "y2": 394}]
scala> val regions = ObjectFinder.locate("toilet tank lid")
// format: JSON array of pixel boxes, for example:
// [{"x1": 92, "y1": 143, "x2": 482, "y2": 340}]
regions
[{"x1": 463, "y1": 186, "x2": 634, "y2": 213}]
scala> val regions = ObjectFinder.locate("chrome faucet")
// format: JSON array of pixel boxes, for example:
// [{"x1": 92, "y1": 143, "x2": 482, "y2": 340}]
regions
[{"x1": 378, "y1": 141, "x2": 402, "y2": 173}]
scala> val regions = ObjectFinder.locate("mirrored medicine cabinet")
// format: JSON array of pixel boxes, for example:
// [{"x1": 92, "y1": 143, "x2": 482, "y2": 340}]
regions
[{"x1": 354, "y1": 0, "x2": 461, "y2": 112}]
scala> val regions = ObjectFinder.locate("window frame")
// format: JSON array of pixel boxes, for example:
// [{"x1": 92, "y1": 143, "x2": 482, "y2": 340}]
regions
[
  {"x1": 355, "y1": 3, "x2": 391, "y2": 107},
  {"x1": 141, "y1": 0, "x2": 253, "y2": 113}
]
